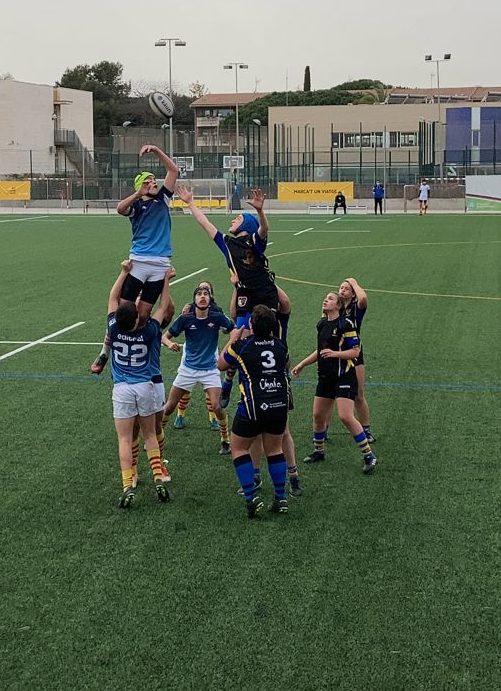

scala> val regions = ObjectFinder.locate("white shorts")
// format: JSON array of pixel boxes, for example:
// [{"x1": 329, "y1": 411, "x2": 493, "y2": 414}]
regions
[
  {"x1": 112, "y1": 381, "x2": 164, "y2": 419},
  {"x1": 129, "y1": 256, "x2": 172, "y2": 283},
  {"x1": 172, "y1": 363, "x2": 222, "y2": 392}
]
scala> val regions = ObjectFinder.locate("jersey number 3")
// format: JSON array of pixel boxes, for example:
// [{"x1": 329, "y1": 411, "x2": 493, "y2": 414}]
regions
[{"x1": 261, "y1": 350, "x2": 276, "y2": 368}]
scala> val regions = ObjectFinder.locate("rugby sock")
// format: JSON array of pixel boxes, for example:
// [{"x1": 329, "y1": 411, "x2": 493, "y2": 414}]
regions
[
  {"x1": 287, "y1": 463, "x2": 298, "y2": 478},
  {"x1": 121, "y1": 467, "x2": 133, "y2": 492},
  {"x1": 267, "y1": 454, "x2": 287, "y2": 500},
  {"x1": 131, "y1": 435, "x2": 140, "y2": 480},
  {"x1": 233, "y1": 454, "x2": 256, "y2": 501},
  {"x1": 314, "y1": 431, "x2": 326, "y2": 453},
  {"x1": 156, "y1": 430, "x2": 165, "y2": 460},
  {"x1": 217, "y1": 412, "x2": 230, "y2": 443},
  {"x1": 205, "y1": 391, "x2": 217, "y2": 423},
  {"x1": 177, "y1": 391, "x2": 190, "y2": 418},
  {"x1": 147, "y1": 447, "x2": 163, "y2": 482},
  {"x1": 354, "y1": 431, "x2": 371, "y2": 457},
  {"x1": 363, "y1": 425, "x2": 373, "y2": 437}
]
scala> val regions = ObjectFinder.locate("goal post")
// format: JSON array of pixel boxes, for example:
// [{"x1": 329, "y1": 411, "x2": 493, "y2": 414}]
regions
[{"x1": 171, "y1": 178, "x2": 229, "y2": 213}]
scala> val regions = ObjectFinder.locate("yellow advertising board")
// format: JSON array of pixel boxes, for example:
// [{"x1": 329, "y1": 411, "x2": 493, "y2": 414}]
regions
[
  {"x1": 278, "y1": 181, "x2": 353, "y2": 202},
  {"x1": 0, "y1": 180, "x2": 31, "y2": 201}
]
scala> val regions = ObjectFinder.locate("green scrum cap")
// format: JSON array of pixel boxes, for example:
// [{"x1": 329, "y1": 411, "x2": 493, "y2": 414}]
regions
[{"x1": 134, "y1": 171, "x2": 155, "y2": 191}]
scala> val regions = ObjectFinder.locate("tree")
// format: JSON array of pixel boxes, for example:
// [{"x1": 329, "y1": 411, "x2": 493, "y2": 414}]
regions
[
  {"x1": 0, "y1": 72, "x2": 14, "y2": 80},
  {"x1": 188, "y1": 81, "x2": 209, "y2": 99},
  {"x1": 60, "y1": 61, "x2": 131, "y2": 135},
  {"x1": 304, "y1": 66, "x2": 311, "y2": 92}
]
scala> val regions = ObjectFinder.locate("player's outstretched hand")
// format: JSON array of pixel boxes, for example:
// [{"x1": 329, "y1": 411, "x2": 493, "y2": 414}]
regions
[
  {"x1": 139, "y1": 144, "x2": 159, "y2": 157},
  {"x1": 121, "y1": 259, "x2": 132, "y2": 273},
  {"x1": 246, "y1": 188, "x2": 265, "y2": 211},
  {"x1": 290, "y1": 364, "x2": 302, "y2": 377},
  {"x1": 177, "y1": 185, "x2": 193, "y2": 204}
]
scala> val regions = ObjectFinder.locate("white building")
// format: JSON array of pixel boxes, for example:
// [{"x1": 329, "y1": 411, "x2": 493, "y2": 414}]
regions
[{"x1": 0, "y1": 79, "x2": 93, "y2": 176}]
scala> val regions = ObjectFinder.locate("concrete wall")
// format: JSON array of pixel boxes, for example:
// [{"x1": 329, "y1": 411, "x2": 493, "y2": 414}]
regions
[{"x1": 0, "y1": 80, "x2": 93, "y2": 176}]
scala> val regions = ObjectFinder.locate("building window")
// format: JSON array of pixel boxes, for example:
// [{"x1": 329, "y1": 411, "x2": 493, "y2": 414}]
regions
[
  {"x1": 373, "y1": 132, "x2": 383, "y2": 148},
  {"x1": 400, "y1": 132, "x2": 418, "y2": 147},
  {"x1": 332, "y1": 132, "x2": 341, "y2": 148},
  {"x1": 361, "y1": 133, "x2": 371, "y2": 147},
  {"x1": 472, "y1": 129, "x2": 480, "y2": 147},
  {"x1": 389, "y1": 131, "x2": 399, "y2": 148}
]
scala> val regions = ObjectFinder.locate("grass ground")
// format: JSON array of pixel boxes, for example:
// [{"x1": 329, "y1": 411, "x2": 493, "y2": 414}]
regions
[{"x1": 1, "y1": 211, "x2": 500, "y2": 690}]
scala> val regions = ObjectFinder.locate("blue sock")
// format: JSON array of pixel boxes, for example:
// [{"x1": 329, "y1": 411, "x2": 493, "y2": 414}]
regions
[
  {"x1": 313, "y1": 430, "x2": 326, "y2": 453},
  {"x1": 233, "y1": 454, "x2": 256, "y2": 501},
  {"x1": 267, "y1": 453, "x2": 287, "y2": 500}
]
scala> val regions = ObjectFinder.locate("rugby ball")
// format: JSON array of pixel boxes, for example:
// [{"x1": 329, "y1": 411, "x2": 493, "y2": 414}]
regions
[{"x1": 149, "y1": 91, "x2": 174, "y2": 119}]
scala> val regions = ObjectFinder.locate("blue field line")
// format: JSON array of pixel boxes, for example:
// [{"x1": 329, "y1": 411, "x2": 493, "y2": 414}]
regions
[{"x1": 0, "y1": 370, "x2": 500, "y2": 393}]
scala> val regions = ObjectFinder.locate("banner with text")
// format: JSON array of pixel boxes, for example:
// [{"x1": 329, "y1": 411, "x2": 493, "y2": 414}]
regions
[
  {"x1": 0, "y1": 180, "x2": 31, "y2": 201},
  {"x1": 278, "y1": 182, "x2": 354, "y2": 203}
]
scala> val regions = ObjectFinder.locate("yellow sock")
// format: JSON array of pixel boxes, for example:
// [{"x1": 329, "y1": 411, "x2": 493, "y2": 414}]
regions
[
  {"x1": 131, "y1": 435, "x2": 140, "y2": 475},
  {"x1": 177, "y1": 391, "x2": 190, "y2": 417},
  {"x1": 205, "y1": 391, "x2": 217, "y2": 423},
  {"x1": 156, "y1": 430, "x2": 165, "y2": 460},
  {"x1": 218, "y1": 412, "x2": 230, "y2": 443},
  {"x1": 121, "y1": 467, "x2": 133, "y2": 492},
  {"x1": 147, "y1": 447, "x2": 163, "y2": 482}
]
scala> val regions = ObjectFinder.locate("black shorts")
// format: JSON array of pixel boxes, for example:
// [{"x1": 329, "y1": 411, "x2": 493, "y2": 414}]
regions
[
  {"x1": 315, "y1": 373, "x2": 358, "y2": 401},
  {"x1": 236, "y1": 284, "x2": 279, "y2": 316},
  {"x1": 232, "y1": 412, "x2": 287, "y2": 438},
  {"x1": 121, "y1": 274, "x2": 165, "y2": 305}
]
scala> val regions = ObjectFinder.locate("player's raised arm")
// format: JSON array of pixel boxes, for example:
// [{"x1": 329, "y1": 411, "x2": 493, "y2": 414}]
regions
[
  {"x1": 177, "y1": 185, "x2": 219, "y2": 239},
  {"x1": 116, "y1": 187, "x2": 145, "y2": 216},
  {"x1": 246, "y1": 188, "x2": 269, "y2": 239},
  {"x1": 107, "y1": 260, "x2": 132, "y2": 313},
  {"x1": 139, "y1": 144, "x2": 179, "y2": 193},
  {"x1": 345, "y1": 277, "x2": 367, "y2": 308}
]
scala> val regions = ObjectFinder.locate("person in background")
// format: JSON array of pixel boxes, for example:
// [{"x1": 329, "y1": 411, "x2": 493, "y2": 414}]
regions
[
  {"x1": 373, "y1": 181, "x2": 384, "y2": 215},
  {"x1": 333, "y1": 190, "x2": 347, "y2": 215},
  {"x1": 418, "y1": 179, "x2": 431, "y2": 215}
]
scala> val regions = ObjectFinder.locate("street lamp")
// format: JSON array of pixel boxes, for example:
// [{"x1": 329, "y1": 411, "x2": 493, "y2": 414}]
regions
[
  {"x1": 252, "y1": 119, "x2": 262, "y2": 187},
  {"x1": 425, "y1": 53, "x2": 451, "y2": 179},
  {"x1": 224, "y1": 62, "x2": 248, "y2": 180},
  {"x1": 155, "y1": 37, "x2": 187, "y2": 156}
]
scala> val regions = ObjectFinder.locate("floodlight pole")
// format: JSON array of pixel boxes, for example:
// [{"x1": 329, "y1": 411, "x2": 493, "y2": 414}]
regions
[
  {"x1": 155, "y1": 37, "x2": 187, "y2": 157},
  {"x1": 424, "y1": 53, "x2": 451, "y2": 180},
  {"x1": 224, "y1": 62, "x2": 248, "y2": 182}
]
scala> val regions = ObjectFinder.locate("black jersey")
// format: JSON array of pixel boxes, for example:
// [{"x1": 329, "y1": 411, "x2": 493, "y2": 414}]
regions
[
  {"x1": 316, "y1": 316, "x2": 360, "y2": 378},
  {"x1": 344, "y1": 299, "x2": 366, "y2": 334},
  {"x1": 213, "y1": 230, "x2": 276, "y2": 291},
  {"x1": 224, "y1": 335, "x2": 289, "y2": 421}
]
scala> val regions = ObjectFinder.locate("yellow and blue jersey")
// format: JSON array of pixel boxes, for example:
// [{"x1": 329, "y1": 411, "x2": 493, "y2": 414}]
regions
[
  {"x1": 213, "y1": 231, "x2": 275, "y2": 291},
  {"x1": 316, "y1": 316, "x2": 360, "y2": 378},
  {"x1": 224, "y1": 335, "x2": 289, "y2": 421}
]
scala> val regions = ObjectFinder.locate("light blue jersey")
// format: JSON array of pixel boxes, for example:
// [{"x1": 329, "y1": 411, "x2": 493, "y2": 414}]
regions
[
  {"x1": 128, "y1": 185, "x2": 173, "y2": 257},
  {"x1": 169, "y1": 311, "x2": 234, "y2": 370},
  {"x1": 108, "y1": 313, "x2": 162, "y2": 384}
]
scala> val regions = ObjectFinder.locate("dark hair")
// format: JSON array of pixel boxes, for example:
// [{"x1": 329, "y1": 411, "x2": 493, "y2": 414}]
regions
[
  {"x1": 196, "y1": 280, "x2": 215, "y2": 301},
  {"x1": 115, "y1": 303, "x2": 138, "y2": 332},
  {"x1": 251, "y1": 304, "x2": 276, "y2": 337}
]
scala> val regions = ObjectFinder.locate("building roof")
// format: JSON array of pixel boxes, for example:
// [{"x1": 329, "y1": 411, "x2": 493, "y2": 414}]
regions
[
  {"x1": 384, "y1": 86, "x2": 501, "y2": 104},
  {"x1": 190, "y1": 92, "x2": 268, "y2": 108}
]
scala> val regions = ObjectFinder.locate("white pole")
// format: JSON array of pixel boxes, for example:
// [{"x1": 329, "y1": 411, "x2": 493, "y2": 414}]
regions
[
  {"x1": 82, "y1": 148, "x2": 86, "y2": 213},
  {"x1": 168, "y1": 40, "x2": 173, "y2": 157},
  {"x1": 235, "y1": 67, "x2": 239, "y2": 179}
]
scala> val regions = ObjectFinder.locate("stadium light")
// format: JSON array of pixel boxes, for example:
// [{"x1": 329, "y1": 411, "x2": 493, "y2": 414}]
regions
[
  {"x1": 223, "y1": 62, "x2": 249, "y2": 180},
  {"x1": 424, "y1": 53, "x2": 452, "y2": 180},
  {"x1": 155, "y1": 37, "x2": 187, "y2": 156}
]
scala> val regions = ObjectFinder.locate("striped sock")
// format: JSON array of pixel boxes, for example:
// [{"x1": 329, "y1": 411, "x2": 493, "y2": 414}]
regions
[
  {"x1": 205, "y1": 391, "x2": 217, "y2": 423},
  {"x1": 218, "y1": 411, "x2": 230, "y2": 443},
  {"x1": 267, "y1": 454, "x2": 287, "y2": 500},
  {"x1": 147, "y1": 447, "x2": 163, "y2": 482},
  {"x1": 314, "y1": 431, "x2": 326, "y2": 453},
  {"x1": 121, "y1": 467, "x2": 133, "y2": 492},
  {"x1": 233, "y1": 454, "x2": 255, "y2": 501},
  {"x1": 353, "y1": 431, "x2": 372, "y2": 457},
  {"x1": 177, "y1": 391, "x2": 190, "y2": 418}
]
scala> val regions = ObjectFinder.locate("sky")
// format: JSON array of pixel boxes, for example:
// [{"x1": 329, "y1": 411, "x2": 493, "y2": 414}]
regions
[{"x1": 2, "y1": 0, "x2": 500, "y2": 94}]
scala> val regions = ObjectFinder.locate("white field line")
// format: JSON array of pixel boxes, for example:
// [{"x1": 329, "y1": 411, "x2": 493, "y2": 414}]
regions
[
  {"x1": 0, "y1": 322, "x2": 85, "y2": 361},
  {"x1": 293, "y1": 227, "x2": 314, "y2": 236},
  {"x1": 267, "y1": 241, "x2": 274, "y2": 246},
  {"x1": 170, "y1": 268, "x2": 207, "y2": 285},
  {"x1": 0, "y1": 215, "x2": 49, "y2": 224},
  {"x1": 0, "y1": 341, "x2": 101, "y2": 346},
  {"x1": 310, "y1": 230, "x2": 371, "y2": 233},
  {"x1": 326, "y1": 218, "x2": 342, "y2": 224}
]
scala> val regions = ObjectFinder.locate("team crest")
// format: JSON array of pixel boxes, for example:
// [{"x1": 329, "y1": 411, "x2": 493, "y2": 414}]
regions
[{"x1": 237, "y1": 296, "x2": 248, "y2": 308}]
